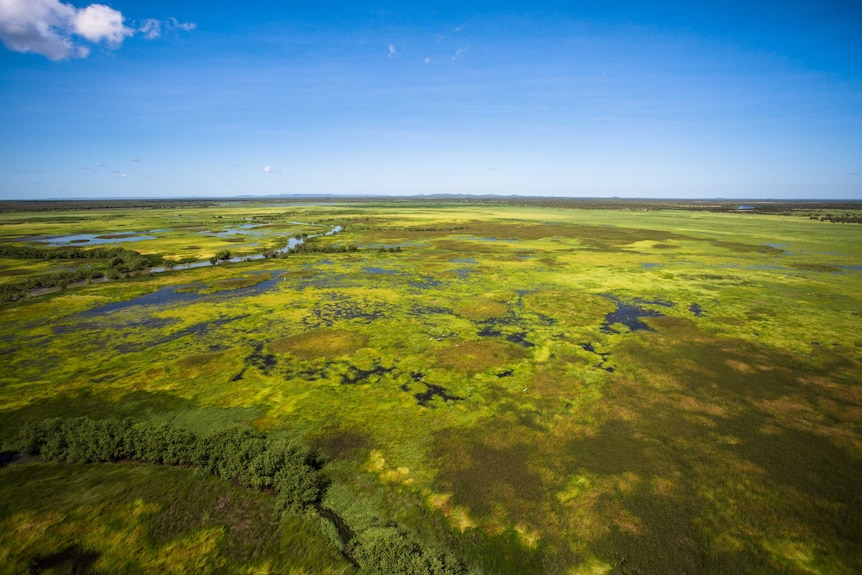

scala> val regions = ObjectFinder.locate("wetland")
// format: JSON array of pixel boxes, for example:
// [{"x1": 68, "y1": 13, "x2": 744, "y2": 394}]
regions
[{"x1": 0, "y1": 198, "x2": 861, "y2": 574}]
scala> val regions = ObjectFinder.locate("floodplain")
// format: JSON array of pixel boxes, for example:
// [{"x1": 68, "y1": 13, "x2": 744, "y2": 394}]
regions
[{"x1": 1, "y1": 199, "x2": 861, "y2": 574}]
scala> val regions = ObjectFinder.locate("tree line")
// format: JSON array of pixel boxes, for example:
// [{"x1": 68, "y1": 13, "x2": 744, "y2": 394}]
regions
[
  {"x1": 15, "y1": 416, "x2": 464, "y2": 575},
  {"x1": 0, "y1": 245, "x2": 163, "y2": 301}
]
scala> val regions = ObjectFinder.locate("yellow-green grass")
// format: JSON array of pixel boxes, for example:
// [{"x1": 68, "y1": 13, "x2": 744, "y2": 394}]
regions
[{"x1": 1, "y1": 201, "x2": 860, "y2": 574}]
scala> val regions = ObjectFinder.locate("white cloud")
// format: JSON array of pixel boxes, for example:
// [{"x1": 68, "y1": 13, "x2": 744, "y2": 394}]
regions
[
  {"x1": 138, "y1": 18, "x2": 160, "y2": 39},
  {"x1": 388, "y1": 43, "x2": 397, "y2": 57},
  {"x1": 453, "y1": 24, "x2": 465, "y2": 32},
  {"x1": 73, "y1": 4, "x2": 130, "y2": 43},
  {"x1": 452, "y1": 47, "x2": 468, "y2": 60},
  {"x1": 264, "y1": 165, "x2": 289, "y2": 176},
  {"x1": 138, "y1": 16, "x2": 195, "y2": 40},
  {"x1": 169, "y1": 17, "x2": 195, "y2": 32},
  {"x1": 0, "y1": 0, "x2": 195, "y2": 60},
  {"x1": 424, "y1": 57, "x2": 431, "y2": 64}
]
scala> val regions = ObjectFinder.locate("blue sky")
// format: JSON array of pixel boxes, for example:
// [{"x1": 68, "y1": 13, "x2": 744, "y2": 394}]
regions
[{"x1": 1, "y1": 1, "x2": 860, "y2": 199}]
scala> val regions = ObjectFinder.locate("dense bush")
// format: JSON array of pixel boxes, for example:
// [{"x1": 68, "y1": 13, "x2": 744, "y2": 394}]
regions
[
  {"x1": 0, "y1": 244, "x2": 162, "y2": 301},
  {"x1": 285, "y1": 242, "x2": 359, "y2": 255},
  {"x1": 16, "y1": 417, "x2": 466, "y2": 574},
  {"x1": 350, "y1": 527, "x2": 465, "y2": 575},
  {"x1": 17, "y1": 417, "x2": 321, "y2": 514}
]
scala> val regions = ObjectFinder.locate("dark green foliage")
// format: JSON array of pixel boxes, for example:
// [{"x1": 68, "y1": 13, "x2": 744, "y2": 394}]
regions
[
  {"x1": 351, "y1": 527, "x2": 466, "y2": 575},
  {"x1": 286, "y1": 241, "x2": 359, "y2": 255},
  {"x1": 0, "y1": 244, "x2": 162, "y2": 301},
  {"x1": 16, "y1": 417, "x2": 322, "y2": 514}
]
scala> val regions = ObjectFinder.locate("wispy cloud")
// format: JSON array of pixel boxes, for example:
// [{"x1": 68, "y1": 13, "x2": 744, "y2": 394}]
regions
[
  {"x1": 0, "y1": 0, "x2": 195, "y2": 60},
  {"x1": 388, "y1": 43, "x2": 397, "y2": 57},
  {"x1": 424, "y1": 57, "x2": 431, "y2": 64},
  {"x1": 138, "y1": 16, "x2": 196, "y2": 40},
  {"x1": 263, "y1": 165, "x2": 272, "y2": 173},
  {"x1": 452, "y1": 47, "x2": 468, "y2": 61},
  {"x1": 453, "y1": 24, "x2": 465, "y2": 32}
]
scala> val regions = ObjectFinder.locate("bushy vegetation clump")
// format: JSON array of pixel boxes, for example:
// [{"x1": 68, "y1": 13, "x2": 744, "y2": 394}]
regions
[
  {"x1": 0, "y1": 244, "x2": 162, "y2": 300},
  {"x1": 286, "y1": 241, "x2": 359, "y2": 255},
  {"x1": 350, "y1": 527, "x2": 465, "y2": 575},
  {"x1": 17, "y1": 417, "x2": 322, "y2": 515},
  {"x1": 14, "y1": 417, "x2": 465, "y2": 574}
]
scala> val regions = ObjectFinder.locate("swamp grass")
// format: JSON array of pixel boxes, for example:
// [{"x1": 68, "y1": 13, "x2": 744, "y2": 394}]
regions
[{"x1": 0, "y1": 200, "x2": 860, "y2": 573}]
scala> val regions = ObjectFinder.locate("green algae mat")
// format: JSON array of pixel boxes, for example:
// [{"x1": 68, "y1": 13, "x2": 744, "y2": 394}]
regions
[{"x1": 1, "y1": 200, "x2": 861, "y2": 574}]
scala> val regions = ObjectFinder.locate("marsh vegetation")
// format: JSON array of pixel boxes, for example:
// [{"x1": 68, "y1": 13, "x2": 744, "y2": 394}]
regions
[{"x1": 1, "y1": 199, "x2": 861, "y2": 574}]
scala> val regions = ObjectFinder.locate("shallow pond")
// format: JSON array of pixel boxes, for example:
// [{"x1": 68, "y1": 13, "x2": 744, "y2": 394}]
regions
[
  {"x1": 79, "y1": 272, "x2": 285, "y2": 318},
  {"x1": 28, "y1": 233, "x2": 156, "y2": 246}
]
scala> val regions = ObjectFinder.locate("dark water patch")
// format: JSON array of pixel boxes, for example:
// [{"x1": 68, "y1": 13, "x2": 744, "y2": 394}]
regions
[
  {"x1": 414, "y1": 383, "x2": 462, "y2": 407},
  {"x1": 478, "y1": 327, "x2": 502, "y2": 338},
  {"x1": 80, "y1": 285, "x2": 205, "y2": 316},
  {"x1": 79, "y1": 273, "x2": 285, "y2": 318},
  {"x1": 362, "y1": 267, "x2": 399, "y2": 275},
  {"x1": 29, "y1": 233, "x2": 156, "y2": 246},
  {"x1": 307, "y1": 301, "x2": 390, "y2": 326},
  {"x1": 453, "y1": 267, "x2": 473, "y2": 279},
  {"x1": 409, "y1": 275, "x2": 444, "y2": 289},
  {"x1": 234, "y1": 343, "x2": 278, "y2": 380},
  {"x1": 505, "y1": 332, "x2": 535, "y2": 347},
  {"x1": 689, "y1": 303, "x2": 705, "y2": 317},
  {"x1": 477, "y1": 314, "x2": 538, "y2": 346},
  {"x1": 247, "y1": 344, "x2": 277, "y2": 373},
  {"x1": 408, "y1": 304, "x2": 452, "y2": 317},
  {"x1": 642, "y1": 262, "x2": 660, "y2": 268},
  {"x1": 497, "y1": 370, "x2": 514, "y2": 378},
  {"x1": 411, "y1": 371, "x2": 425, "y2": 381},
  {"x1": 30, "y1": 544, "x2": 101, "y2": 574},
  {"x1": 478, "y1": 325, "x2": 534, "y2": 347},
  {"x1": 450, "y1": 258, "x2": 477, "y2": 264},
  {"x1": 581, "y1": 342, "x2": 613, "y2": 371},
  {"x1": 118, "y1": 316, "x2": 246, "y2": 352},
  {"x1": 600, "y1": 295, "x2": 666, "y2": 334},
  {"x1": 340, "y1": 364, "x2": 394, "y2": 385}
]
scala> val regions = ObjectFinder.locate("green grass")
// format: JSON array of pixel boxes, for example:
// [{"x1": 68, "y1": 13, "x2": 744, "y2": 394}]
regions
[
  {"x1": 0, "y1": 462, "x2": 351, "y2": 574},
  {"x1": 1, "y1": 200, "x2": 861, "y2": 574}
]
